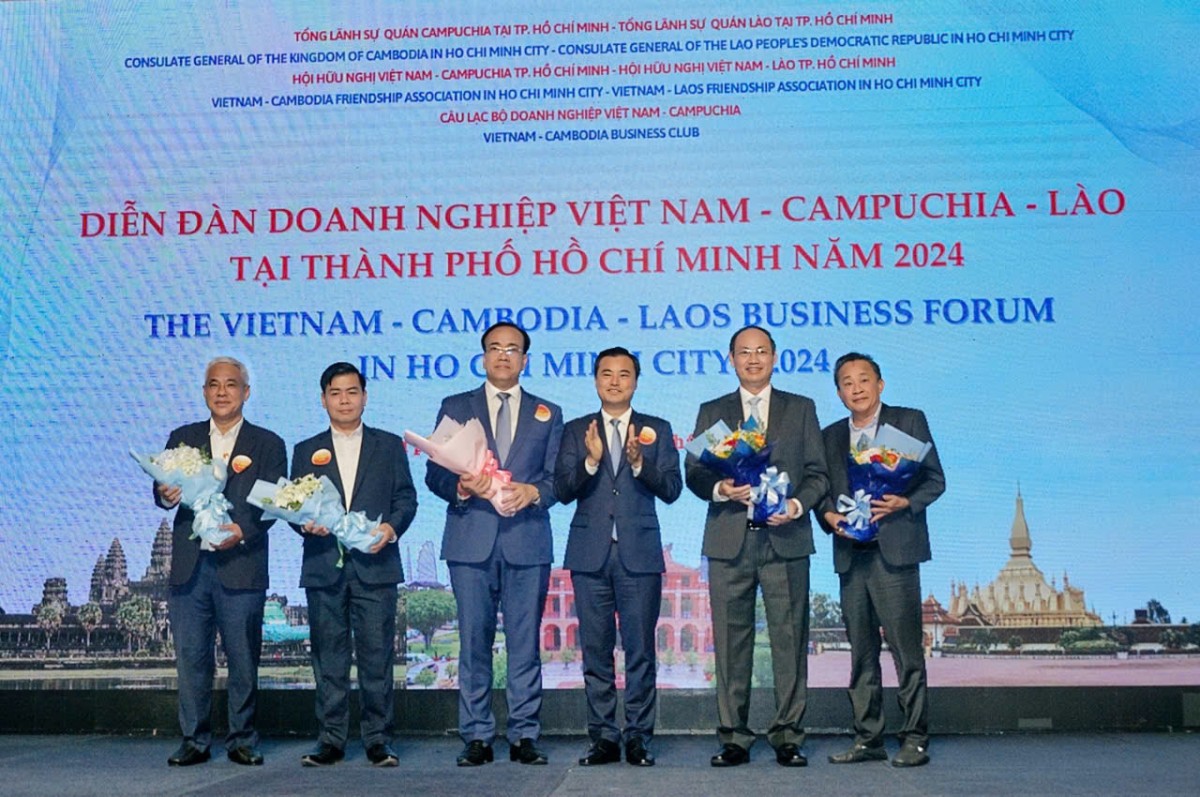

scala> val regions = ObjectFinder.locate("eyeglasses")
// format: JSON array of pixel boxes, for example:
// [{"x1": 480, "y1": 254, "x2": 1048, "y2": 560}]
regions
[
  {"x1": 486, "y1": 344, "x2": 523, "y2": 356},
  {"x1": 733, "y1": 346, "x2": 771, "y2": 358}
]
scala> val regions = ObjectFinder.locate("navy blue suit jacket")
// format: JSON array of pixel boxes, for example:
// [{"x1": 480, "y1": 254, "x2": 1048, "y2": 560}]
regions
[
  {"x1": 154, "y1": 420, "x2": 287, "y2": 591},
  {"x1": 818, "y1": 404, "x2": 945, "y2": 573},
  {"x1": 291, "y1": 425, "x2": 418, "y2": 588},
  {"x1": 425, "y1": 386, "x2": 563, "y2": 566},
  {"x1": 555, "y1": 411, "x2": 682, "y2": 574}
]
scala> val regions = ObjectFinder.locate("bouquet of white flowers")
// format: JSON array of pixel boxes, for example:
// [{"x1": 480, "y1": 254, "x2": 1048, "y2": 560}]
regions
[
  {"x1": 248, "y1": 474, "x2": 381, "y2": 566},
  {"x1": 131, "y1": 443, "x2": 233, "y2": 549}
]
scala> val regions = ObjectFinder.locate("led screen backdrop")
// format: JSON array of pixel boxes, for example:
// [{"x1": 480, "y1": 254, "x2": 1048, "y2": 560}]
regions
[{"x1": 1, "y1": 1, "x2": 1197, "y2": 687}]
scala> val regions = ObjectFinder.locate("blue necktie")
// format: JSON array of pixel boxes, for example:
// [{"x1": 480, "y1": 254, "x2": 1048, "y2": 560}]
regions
[
  {"x1": 495, "y1": 392, "x2": 512, "y2": 464},
  {"x1": 748, "y1": 396, "x2": 764, "y2": 428},
  {"x1": 610, "y1": 418, "x2": 622, "y2": 541}
]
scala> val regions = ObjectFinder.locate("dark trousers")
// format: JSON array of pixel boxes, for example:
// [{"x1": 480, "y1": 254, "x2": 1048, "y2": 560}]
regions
[
  {"x1": 448, "y1": 549, "x2": 549, "y2": 745},
  {"x1": 839, "y1": 546, "x2": 928, "y2": 746},
  {"x1": 707, "y1": 526, "x2": 810, "y2": 750},
  {"x1": 306, "y1": 563, "x2": 398, "y2": 749},
  {"x1": 572, "y1": 543, "x2": 662, "y2": 744},
  {"x1": 168, "y1": 554, "x2": 265, "y2": 751}
]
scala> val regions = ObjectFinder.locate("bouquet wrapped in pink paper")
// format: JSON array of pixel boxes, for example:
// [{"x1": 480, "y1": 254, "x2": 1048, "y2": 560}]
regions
[
  {"x1": 404, "y1": 417, "x2": 515, "y2": 516},
  {"x1": 837, "y1": 423, "x2": 932, "y2": 542},
  {"x1": 130, "y1": 443, "x2": 233, "y2": 549},
  {"x1": 247, "y1": 474, "x2": 380, "y2": 567}
]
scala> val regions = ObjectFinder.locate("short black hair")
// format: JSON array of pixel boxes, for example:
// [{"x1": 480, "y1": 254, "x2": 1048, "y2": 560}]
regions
[
  {"x1": 480, "y1": 321, "x2": 531, "y2": 353},
  {"x1": 320, "y1": 361, "x2": 366, "y2": 391},
  {"x1": 833, "y1": 352, "x2": 882, "y2": 383},
  {"x1": 728, "y1": 325, "x2": 776, "y2": 353},
  {"x1": 593, "y1": 346, "x2": 641, "y2": 378}
]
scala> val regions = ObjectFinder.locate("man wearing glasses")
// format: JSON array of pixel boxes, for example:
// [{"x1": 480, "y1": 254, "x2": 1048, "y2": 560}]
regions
[
  {"x1": 153, "y1": 357, "x2": 286, "y2": 768},
  {"x1": 685, "y1": 326, "x2": 829, "y2": 769},
  {"x1": 425, "y1": 322, "x2": 564, "y2": 767}
]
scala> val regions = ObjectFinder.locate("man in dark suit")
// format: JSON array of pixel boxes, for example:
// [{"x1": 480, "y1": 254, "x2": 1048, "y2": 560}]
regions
[
  {"x1": 685, "y1": 326, "x2": 829, "y2": 768},
  {"x1": 818, "y1": 352, "x2": 945, "y2": 768},
  {"x1": 292, "y1": 362, "x2": 418, "y2": 768},
  {"x1": 555, "y1": 347, "x2": 682, "y2": 767},
  {"x1": 153, "y1": 356, "x2": 286, "y2": 767},
  {"x1": 425, "y1": 322, "x2": 563, "y2": 767}
]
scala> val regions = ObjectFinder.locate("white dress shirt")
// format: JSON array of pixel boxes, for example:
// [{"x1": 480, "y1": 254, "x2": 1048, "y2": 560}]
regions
[{"x1": 331, "y1": 422, "x2": 364, "y2": 509}]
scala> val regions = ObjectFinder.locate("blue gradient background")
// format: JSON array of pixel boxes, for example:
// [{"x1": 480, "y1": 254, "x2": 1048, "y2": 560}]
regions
[{"x1": 1, "y1": 2, "x2": 1197, "y2": 633}]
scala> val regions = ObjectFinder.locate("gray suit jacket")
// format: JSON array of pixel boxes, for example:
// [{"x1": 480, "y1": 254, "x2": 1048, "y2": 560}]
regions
[
  {"x1": 686, "y1": 388, "x2": 829, "y2": 560},
  {"x1": 817, "y1": 404, "x2": 945, "y2": 573}
]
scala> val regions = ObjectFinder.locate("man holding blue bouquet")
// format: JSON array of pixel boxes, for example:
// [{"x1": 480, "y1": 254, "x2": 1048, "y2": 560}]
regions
[
  {"x1": 685, "y1": 325, "x2": 828, "y2": 768},
  {"x1": 292, "y1": 361, "x2": 418, "y2": 768},
  {"x1": 819, "y1": 352, "x2": 945, "y2": 768}
]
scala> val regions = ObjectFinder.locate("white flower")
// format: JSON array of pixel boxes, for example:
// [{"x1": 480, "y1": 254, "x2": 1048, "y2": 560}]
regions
[
  {"x1": 152, "y1": 444, "x2": 211, "y2": 476},
  {"x1": 265, "y1": 473, "x2": 322, "y2": 511}
]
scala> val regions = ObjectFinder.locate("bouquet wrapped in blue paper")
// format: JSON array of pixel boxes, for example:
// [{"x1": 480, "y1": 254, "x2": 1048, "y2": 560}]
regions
[
  {"x1": 686, "y1": 417, "x2": 787, "y2": 521},
  {"x1": 837, "y1": 423, "x2": 932, "y2": 542},
  {"x1": 247, "y1": 474, "x2": 381, "y2": 567},
  {"x1": 130, "y1": 443, "x2": 233, "y2": 549},
  {"x1": 749, "y1": 466, "x2": 792, "y2": 523}
]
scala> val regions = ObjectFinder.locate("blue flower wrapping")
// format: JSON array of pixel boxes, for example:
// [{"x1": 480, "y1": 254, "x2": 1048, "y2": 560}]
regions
[
  {"x1": 248, "y1": 475, "x2": 382, "y2": 566},
  {"x1": 837, "y1": 455, "x2": 923, "y2": 542},
  {"x1": 749, "y1": 466, "x2": 791, "y2": 523},
  {"x1": 697, "y1": 445, "x2": 774, "y2": 487},
  {"x1": 130, "y1": 448, "x2": 233, "y2": 548}
]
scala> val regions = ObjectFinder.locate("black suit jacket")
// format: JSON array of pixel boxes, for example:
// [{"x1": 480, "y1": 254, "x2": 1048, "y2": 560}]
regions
[
  {"x1": 555, "y1": 411, "x2": 682, "y2": 574},
  {"x1": 818, "y1": 404, "x2": 945, "y2": 573},
  {"x1": 686, "y1": 388, "x2": 829, "y2": 560},
  {"x1": 291, "y1": 426, "x2": 418, "y2": 588},
  {"x1": 155, "y1": 420, "x2": 287, "y2": 591}
]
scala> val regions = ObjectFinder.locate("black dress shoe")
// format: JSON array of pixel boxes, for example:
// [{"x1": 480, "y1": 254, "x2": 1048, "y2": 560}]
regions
[
  {"x1": 891, "y1": 740, "x2": 929, "y2": 768},
  {"x1": 456, "y1": 740, "x2": 494, "y2": 767},
  {"x1": 509, "y1": 738, "x2": 549, "y2": 765},
  {"x1": 625, "y1": 737, "x2": 655, "y2": 767},
  {"x1": 300, "y1": 742, "x2": 344, "y2": 767},
  {"x1": 578, "y1": 739, "x2": 621, "y2": 766},
  {"x1": 775, "y1": 743, "x2": 808, "y2": 767},
  {"x1": 227, "y1": 745, "x2": 264, "y2": 766},
  {"x1": 828, "y1": 742, "x2": 888, "y2": 764},
  {"x1": 167, "y1": 743, "x2": 210, "y2": 767},
  {"x1": 366, "y1": 742, "x2": 399, "y2": 767},
  {"x1": 710, "y1": 743, "x2": 750, "y2": 767}
]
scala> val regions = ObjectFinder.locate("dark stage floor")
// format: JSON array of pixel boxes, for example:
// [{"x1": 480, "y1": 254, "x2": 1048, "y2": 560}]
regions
[{"x1": 0, "y1": 732, "x2": 1196, "y2": 796}]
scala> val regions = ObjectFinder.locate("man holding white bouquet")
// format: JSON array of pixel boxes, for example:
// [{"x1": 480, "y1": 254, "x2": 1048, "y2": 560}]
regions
[
  {"x1": 818, "y1": 352, "x2": 945, "y2": 768},
  {"x1": 291, "y1": 362, "x2": 418, "y2": 768},
  {"x1": 153, "y1": 356, "x2": 286, "y2": 767}
]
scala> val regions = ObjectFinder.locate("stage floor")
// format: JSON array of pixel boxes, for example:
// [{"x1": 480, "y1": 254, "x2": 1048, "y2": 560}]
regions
[{"x1": 0, "y1": 732, "x2": 1196, "y2": 796}]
